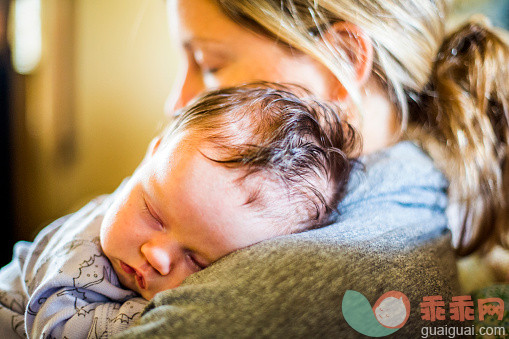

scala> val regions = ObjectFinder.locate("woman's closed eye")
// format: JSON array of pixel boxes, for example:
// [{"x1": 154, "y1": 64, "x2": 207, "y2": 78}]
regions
[
  {"x1": 194, "y1": 57, "x2": 224, "y2": 75},
  {"x1": 187, "y1": 46, "x2": 228, "y2": 75},
  {"x1": 202, "y1": 66, "x2": 221, "y2": 74}
]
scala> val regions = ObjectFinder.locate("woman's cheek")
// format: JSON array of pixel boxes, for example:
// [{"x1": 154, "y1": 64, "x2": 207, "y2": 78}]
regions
[{"x1": 230, "y1": 63, "x2": 265, "y2": 83}]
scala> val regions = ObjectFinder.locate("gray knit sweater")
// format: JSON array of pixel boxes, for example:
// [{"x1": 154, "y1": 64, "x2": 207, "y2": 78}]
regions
[{"x1": 115, "y1": 141, "x2": 460, "y2": 338}]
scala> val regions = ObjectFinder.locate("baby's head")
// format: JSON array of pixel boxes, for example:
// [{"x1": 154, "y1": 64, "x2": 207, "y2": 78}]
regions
[{"x1": 100, "y1": 82, "x2": 360, "y2": 299}]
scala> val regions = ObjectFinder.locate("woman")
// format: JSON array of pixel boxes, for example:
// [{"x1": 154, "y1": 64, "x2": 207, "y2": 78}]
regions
[
  {"x1": 167, "y1": 0, "x2": 508, "y2": 254},
  {"x1": 117, "y1": 0, "x2": 508, "y2": 336}
]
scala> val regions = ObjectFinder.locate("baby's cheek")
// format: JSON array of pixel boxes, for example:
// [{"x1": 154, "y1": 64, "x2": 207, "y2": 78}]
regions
[
  {"x1": 154, "y1": 265, "x2": 195, "y2": 295},
  {"x1": 100, "y1": 209, "x2": 121, "y2": 255}
]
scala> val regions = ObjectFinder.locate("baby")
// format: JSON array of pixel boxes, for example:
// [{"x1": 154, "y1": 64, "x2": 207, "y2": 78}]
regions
[{"x1": 0, "y1": 82, "x2": 359, "y2": 338}]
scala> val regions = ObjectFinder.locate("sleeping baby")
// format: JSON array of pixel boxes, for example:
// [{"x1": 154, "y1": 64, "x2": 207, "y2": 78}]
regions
[{"x1": 0, "y1": 82, "x2": 359, "y2": 338}]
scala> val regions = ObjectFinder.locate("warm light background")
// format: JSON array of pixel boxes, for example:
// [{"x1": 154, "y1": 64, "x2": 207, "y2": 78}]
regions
[
  {"x1": 8, "y1": 0, "x2": 508, "y2": 245},
  {"x1": 11, "y1": 0, "x2": 178, "y2": 240}
]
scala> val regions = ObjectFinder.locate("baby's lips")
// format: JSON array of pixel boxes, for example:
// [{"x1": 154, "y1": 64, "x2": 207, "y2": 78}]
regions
[
  {"x1": 119, "y1": 260, "x2": 147, "y2": 289},
  {"x1": 120, "y1": 261, "x2": 136, "y2": 275},
  {"x1": 135, "y1": 272, "x2": 147, "y2": 289}
]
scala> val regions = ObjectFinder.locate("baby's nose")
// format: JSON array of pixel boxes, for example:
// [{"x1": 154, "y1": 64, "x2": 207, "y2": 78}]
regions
[{"x1": 141, "y1": 243, "x2": 172, "y2": 276}]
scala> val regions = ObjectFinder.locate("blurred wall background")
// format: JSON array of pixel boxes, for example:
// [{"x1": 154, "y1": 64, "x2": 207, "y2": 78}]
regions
[
  {"x1": 452, "y1": 0, "x2": 509, "y2": 29},
  {"x1": 2, "y1": 0, "x2": 508, "y2": 266},
  {"x1": 4, "y1": 0, "x2": 177, "y2": 265},
  {"x1": 1, "y1": 0, "x2": 14, "y2": 266}
]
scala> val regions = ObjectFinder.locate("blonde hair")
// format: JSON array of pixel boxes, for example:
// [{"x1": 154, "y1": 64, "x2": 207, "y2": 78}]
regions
[{"x1": 214, "y1": 0, "x2": 509, "y2": 255}]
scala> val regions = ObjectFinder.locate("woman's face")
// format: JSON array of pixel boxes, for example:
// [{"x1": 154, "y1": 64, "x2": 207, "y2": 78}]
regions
[{"x1": 167, "y1": 0, "x2": 335, "y2": 111}]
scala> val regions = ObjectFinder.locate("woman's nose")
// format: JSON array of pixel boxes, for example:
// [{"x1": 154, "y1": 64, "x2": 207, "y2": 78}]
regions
[
  {"x1": 141, "y1": 239, "x2": 179, "y2": 276},
  {"x1": 166, "y1": 67, "x2": 204, "y2": 113}
]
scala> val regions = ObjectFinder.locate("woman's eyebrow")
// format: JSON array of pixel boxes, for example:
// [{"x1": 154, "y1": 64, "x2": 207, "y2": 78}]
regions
[
  {"x1": 183, "y1": 38, "x2": 226, "y2": 49},
  {"x1": 183, "y1": 40, "x2": 233, "y2": 60}
]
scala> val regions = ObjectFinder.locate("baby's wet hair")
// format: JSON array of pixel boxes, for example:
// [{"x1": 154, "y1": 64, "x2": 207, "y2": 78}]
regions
[{"x1": 163, "y1": 82, "x2": 361, "y2": 233}]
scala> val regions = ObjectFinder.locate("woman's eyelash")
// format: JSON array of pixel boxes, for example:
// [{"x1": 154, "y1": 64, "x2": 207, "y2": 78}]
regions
[{"x1": 204, "y1": 67, "x2": 220, "y2": 74}]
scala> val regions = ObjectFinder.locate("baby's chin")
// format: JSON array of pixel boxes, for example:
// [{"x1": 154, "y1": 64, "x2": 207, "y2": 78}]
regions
[
  {"x1": 140, "y1": 290, "x2": 158, "y2": 300},
  {"x1": 138, "y1": 283, "x2": 182, "y2": 301}
]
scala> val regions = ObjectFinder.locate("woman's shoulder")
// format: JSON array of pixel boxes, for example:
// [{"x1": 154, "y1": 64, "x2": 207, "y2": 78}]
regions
[
  {"x1": 337, "y1": 141, "x2": 448, "y2": 233},
  {"x1": 360, "y1": 140, "x2": 446, "y2": 184}
]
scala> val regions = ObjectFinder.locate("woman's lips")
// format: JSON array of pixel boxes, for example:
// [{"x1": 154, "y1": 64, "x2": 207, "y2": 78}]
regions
[{"x1": 119, "y1": 261, "x2": 146, "y2": 289}]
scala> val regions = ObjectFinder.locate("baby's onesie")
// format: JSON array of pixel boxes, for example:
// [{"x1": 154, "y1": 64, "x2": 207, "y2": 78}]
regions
[{"x1": 0, "y1": 193, "x2": 148, "y2": 338}]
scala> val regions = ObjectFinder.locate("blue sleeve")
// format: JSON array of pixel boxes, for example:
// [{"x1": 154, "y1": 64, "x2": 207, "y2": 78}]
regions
[
  {"x1": 0, "y1": 190, "x2": 148, "y2": 339},
  {"x1": 21, "y1": 197, "x2": 149, "y2": 338},
  {"x1": 25, "y1": 241, "x2": 147, "y2": 338},
  {"x1": 0, "y1": 242, "x2": 31, "y2": 338}
]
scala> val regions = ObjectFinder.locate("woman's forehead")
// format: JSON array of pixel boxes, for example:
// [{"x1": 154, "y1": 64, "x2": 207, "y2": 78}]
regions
[{"x1": 169, "y1": 0, "x2": 249, "y2": 42}]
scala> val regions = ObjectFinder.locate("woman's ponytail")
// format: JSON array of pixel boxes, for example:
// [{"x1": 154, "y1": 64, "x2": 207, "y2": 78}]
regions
[{"x1": 410, "y1": 18, "x2": 509, "y2": 256}]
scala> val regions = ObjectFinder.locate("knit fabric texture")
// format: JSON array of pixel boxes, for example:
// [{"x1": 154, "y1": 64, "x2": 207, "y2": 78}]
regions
[{"x1": 115, "y1": 141, "x2": 460, "y2": 338}]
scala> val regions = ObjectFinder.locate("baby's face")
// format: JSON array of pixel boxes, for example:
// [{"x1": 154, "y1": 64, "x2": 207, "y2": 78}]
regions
[{"x1": 100, "y1": 132, "x2": 281, "y2": 300}]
